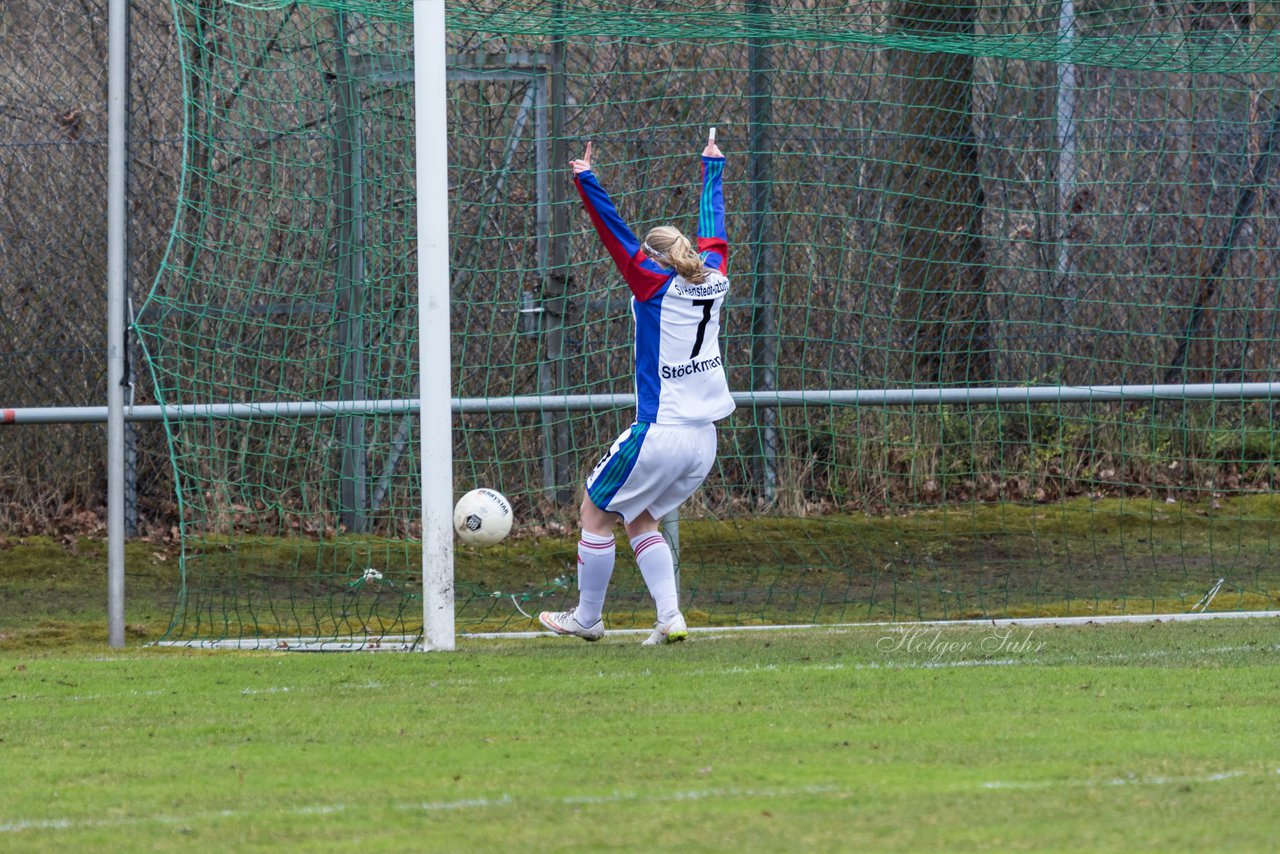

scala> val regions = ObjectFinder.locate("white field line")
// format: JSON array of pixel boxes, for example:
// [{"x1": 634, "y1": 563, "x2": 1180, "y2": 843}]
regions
[
  {"x1": 1084, "y1": 643, "x2": 1280, "y2": 663},
  {"x1": 1, "y1": 678, "x2": 474, "y2": 704},
  {"x1": 466, "y1": 609, "x2": 1280, "y2": 640},
  {"x1": 981, "y1": 769, "x2": 1280, "y2": 791},
  {"x1": 10, "y1": 644, "x2": 1280, "y2": 709},
  {"x1": 0, "y1": 784, "x2": 841, "y2": 834},
  {"x1": 7, "y1": 643, "x2": 1280, "y2": 704},
  {"x1": 150, "y1": 609, "x2": 1280, "y2": 650},
  {"x1": 6, "y1": 771, "x2": 1277, "y2": 835}
]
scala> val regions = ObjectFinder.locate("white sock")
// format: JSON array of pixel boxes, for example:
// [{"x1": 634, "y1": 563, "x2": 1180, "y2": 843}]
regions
[
  {"x1": 574, "y1": 530, "x2": 615, "y2": 626},
  {"x1": 630, "y1": 532, "x2": 680, "y2": 624}
]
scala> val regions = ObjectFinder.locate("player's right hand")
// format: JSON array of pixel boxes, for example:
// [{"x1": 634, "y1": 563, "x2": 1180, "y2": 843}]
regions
[{"x1": 571, "y1": 141, "x2": 593, "y2": 174}]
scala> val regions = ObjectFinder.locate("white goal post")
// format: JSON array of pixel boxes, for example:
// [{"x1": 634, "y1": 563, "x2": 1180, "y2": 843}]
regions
[{"x1": 416, "y1": 0, "x2": 456, "y2": 652}]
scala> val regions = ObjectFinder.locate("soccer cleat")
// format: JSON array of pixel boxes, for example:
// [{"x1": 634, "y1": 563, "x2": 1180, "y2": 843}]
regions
[
  {"x1": 539, "y1": 608, "x2": 605, "y2": 641},
  {"x1": 642, "y1": 613, "x2": 688, "y2": 646}
]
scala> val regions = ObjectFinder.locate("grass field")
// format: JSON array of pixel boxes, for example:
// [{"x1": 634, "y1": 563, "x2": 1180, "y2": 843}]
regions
[{"x1": 3, "y1": 619, "x2": 1279, "y2": 851}]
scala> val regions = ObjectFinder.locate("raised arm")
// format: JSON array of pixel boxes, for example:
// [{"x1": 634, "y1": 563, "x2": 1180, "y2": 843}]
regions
[
  {"x1": 572, "y1": 142, "x2": 671, "y2": 301},
  {"x1": 697, "y1": 135, "x2": 728, "y2": 273}
]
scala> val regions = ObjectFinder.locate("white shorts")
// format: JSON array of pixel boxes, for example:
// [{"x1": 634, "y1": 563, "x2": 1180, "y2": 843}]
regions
[{"x1": 584, "y1": 421, "x2": 718, "y2": 523}]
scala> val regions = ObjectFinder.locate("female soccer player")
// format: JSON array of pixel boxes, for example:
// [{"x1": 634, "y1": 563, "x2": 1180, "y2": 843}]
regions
[{"x1": 539, "y1": 131, "x2": 732, "y2": 645}]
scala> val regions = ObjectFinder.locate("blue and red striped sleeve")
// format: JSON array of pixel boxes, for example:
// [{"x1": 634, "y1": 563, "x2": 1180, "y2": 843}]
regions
[
  {"x1": 574, "y1": 169, "x2": 671, "y2": 301},
  {"x1": 697, "y1": 155, "x2": 728, "y2": 273}
]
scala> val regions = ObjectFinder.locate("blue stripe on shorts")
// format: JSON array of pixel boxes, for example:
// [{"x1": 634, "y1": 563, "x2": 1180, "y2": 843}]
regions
[{"x1": 587, "y1": 422, "x2": 650, "y2": 511}]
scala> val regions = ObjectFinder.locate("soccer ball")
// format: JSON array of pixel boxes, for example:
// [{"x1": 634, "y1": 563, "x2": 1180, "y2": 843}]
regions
[{"x1": 452, "y1": 488, "x2": 513, "y2": 547}]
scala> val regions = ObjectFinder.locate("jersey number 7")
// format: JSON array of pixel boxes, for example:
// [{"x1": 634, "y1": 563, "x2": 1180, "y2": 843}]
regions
[{"x1": 690, "y1": 299, "x2": 714, "y2": 359}]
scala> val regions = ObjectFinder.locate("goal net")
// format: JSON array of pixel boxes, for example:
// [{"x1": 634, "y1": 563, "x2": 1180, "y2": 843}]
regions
[{"x1": 136, "y1": 0, "x2": 1280, "y2": 647}]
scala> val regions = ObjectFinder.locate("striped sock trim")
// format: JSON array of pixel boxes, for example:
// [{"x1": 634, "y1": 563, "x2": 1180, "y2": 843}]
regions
[{"x1": 631, "y1": 533, "x2": 666, "y2": 560}]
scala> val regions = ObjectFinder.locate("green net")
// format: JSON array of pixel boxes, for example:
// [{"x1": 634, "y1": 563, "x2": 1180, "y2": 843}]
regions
[{"x1": 136, "y1": 0, "x2": 1280, "y2": 645}]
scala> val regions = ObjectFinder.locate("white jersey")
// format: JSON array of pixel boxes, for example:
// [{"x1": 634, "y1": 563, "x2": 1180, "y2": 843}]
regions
[
  {"x1": 574, "y1": 155, "x2": 734, "y2": 426},
  {"x1": 632, "y1": 269, "x2": 735, "y2": 425}
]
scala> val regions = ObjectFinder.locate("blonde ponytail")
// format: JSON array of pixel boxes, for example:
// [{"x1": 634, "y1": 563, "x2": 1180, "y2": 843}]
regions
[{"x1": 643, "y1": 226, "x2": 708, "y2": 284}]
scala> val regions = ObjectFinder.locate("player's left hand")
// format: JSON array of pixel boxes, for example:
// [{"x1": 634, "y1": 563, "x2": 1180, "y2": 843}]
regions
[{"x1": 703, "y1": 130, "x2": 721, "y2": 158}]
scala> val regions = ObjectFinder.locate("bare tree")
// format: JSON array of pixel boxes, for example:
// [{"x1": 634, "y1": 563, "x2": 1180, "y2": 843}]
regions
[{"x1": 887, "y1": 0, "x2": 994, "y2": 386}]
